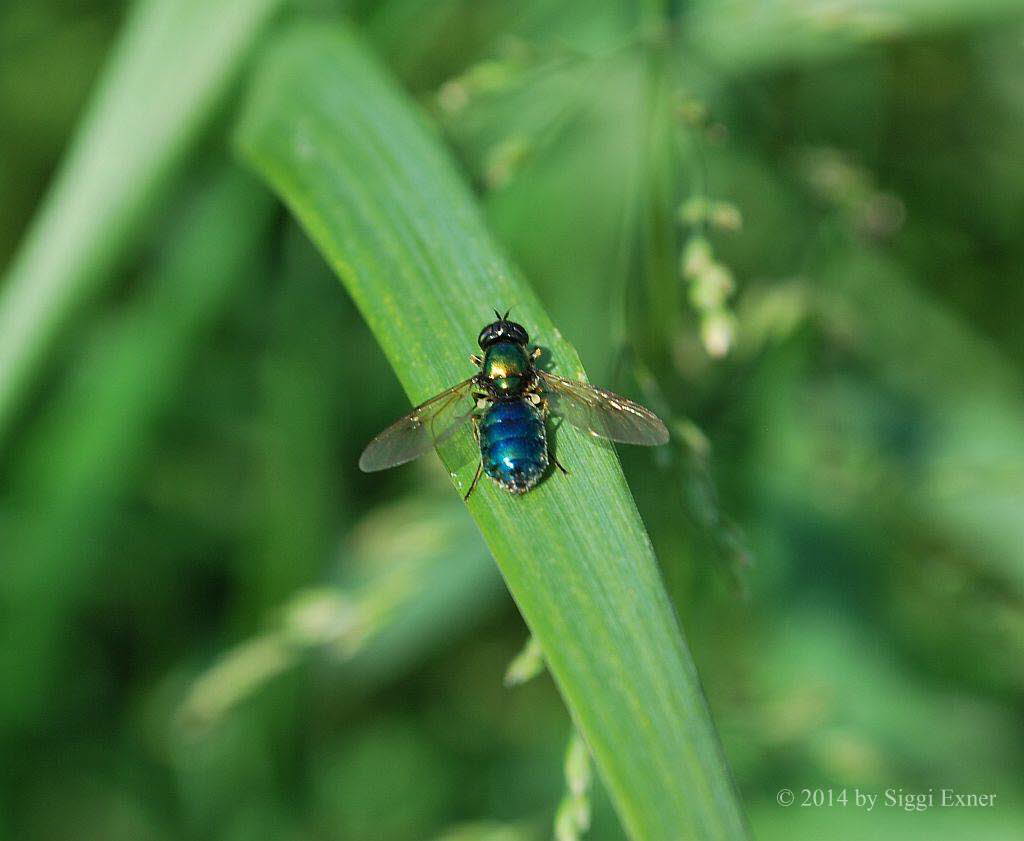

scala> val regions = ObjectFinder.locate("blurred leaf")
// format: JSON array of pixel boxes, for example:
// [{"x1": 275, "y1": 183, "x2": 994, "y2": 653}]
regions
[
  {"x1": 0, "y1": 0, "x2": 284, "y2": 444},
  {"x1": 0, "y1": 164, "x2": 274, "y2": 727},
  {"x1": 336, "y1": 497, "x2": 506, "y2": 691},
  {"x1": 682, "y1": 0, "x2": 1024, "y2": 72},
  {"x1": 180, "y1": 496, "x2": 503, "y2": 725},
  {"x1": 741, "y1": 615, "x2": 1024, "y2": 841},
  {"x1": 243, "y1": 222, "x2": 354, "y2": 618},
  {"x1": 236, "y1": 20, "x2": 747, "y2": 841},
  {"x1": 820, "y1": 250, "x2": 1024, "y2": 593}
]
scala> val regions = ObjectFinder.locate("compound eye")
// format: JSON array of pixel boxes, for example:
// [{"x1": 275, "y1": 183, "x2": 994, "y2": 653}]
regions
[{"x1": 477, "y1": 324, "x2": 497, "y2": 348}]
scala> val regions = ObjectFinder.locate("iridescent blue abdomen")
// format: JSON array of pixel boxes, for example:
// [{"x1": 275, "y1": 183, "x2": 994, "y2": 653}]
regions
[{"x1": 479, "y1": 399, "x2": 548, "y2": 494}]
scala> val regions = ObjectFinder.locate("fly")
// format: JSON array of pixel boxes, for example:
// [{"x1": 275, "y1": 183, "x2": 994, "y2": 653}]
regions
[{"x1": 358, "y1": 310, "x2": 669, "y2": 498}]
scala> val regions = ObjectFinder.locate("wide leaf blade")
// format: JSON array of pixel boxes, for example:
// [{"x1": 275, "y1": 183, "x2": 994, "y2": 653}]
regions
[{"x1": 237, "y1": 21, "x2": 748, "y2": 841}]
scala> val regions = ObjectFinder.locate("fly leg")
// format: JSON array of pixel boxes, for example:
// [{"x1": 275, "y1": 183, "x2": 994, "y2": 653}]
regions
[
  {"x1": 464, "y1": 414, "x2": 484, "y2": 501},
  {"x1": 548, "y1": 446, "x2": 569, "y2": 476},
  {"x1": 533, "y1": 393, "x2": 568, "y2": 476},
  {"x1": 464, "y1": 461, "x2": 484, "y2": 500}
]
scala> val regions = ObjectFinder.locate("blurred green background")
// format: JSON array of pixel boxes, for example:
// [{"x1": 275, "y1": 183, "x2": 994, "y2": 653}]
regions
[{"x1": 2, "y1": 1, "x2": 1024, "y2": 839}]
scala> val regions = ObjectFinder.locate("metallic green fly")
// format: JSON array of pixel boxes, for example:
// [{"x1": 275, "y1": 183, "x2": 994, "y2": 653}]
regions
[{"x1": 359, "y1": 311, "x2": 669, "y2": 497}]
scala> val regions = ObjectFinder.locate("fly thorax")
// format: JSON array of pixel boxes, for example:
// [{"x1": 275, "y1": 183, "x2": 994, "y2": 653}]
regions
[{"x1": 482, "y1": 341, "x2": 528, "y2": 393}]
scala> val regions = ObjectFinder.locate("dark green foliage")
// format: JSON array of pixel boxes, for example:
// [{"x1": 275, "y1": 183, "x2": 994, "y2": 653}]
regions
[{"x1": 2, "y1": 1, "x2": 1024, "y2": 840}]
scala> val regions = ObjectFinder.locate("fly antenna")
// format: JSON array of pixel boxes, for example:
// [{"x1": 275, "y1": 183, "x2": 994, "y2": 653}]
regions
[
  {"x1": 494, "y1": 308, "x2": 503, "y2": 320},
  {"x1": 503, "y1": 309, "x2": 511, "y2": 319}
]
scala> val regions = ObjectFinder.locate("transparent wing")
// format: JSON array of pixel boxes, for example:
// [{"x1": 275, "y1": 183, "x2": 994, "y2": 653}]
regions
[
  {"x1": 359, "y1": 377, "x2": 477, "y2": 472},
  {"x1": 537, "y1": 370, "x2": 669, "y2": 446}
]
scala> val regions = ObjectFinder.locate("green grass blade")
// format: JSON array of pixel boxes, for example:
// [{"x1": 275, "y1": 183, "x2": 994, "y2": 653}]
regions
[
  {"x1": 0, "y1": 0, "x2": 283, "y2": 445},
  {"x1": 236, "y1": 21, "x2": 748, "y2": 840}
]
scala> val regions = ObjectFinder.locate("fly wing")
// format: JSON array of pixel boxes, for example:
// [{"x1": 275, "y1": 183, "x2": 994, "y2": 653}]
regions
[
  {"x1": 358, "y1": 377, "x2": 477, "y2": 472},
  {"x1": 537, "y1": 370, "x2": 669, "y2": 446}
]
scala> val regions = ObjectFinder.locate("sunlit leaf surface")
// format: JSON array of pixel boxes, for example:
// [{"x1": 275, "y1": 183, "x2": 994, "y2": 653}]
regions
[{"x1": 237, "y1": 21, "x2": 748, "y2": 841}]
